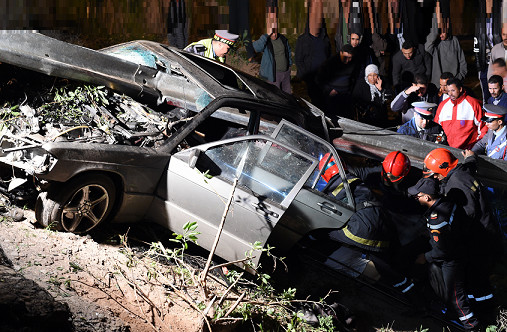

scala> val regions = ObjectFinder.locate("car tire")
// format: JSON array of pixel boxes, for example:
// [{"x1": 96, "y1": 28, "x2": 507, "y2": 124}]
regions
[{"x1": 35, "y1": 174, "x2": 116, "y2": 234}]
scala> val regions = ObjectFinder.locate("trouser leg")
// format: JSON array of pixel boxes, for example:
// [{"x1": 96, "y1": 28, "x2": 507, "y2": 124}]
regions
[
  {"x1": 271, "y1": 69, "x2": 292, "y2": 94},
  {"x1": 441, "y1": 260, "x2": 480, "y2": 330},
  {"x1": 466, "y1": 253, "x2": 497, "y2": 325}
]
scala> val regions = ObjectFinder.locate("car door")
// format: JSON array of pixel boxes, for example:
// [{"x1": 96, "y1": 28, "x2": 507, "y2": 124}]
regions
[
  {"x1": 266, "y1": 120, "x2": 356, "y2": 251},
  {"x1": 154, "y1": 134, "x2": 318, "y2": 266}
]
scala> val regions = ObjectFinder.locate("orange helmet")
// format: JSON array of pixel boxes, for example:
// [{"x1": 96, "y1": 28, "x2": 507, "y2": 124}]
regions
[
  {"x1": 382, "y1": 151, "x2": 411, "y2": 183},
  {"x1": 423, "y1": 148, "x2": 458, "y2": 178},
  {"x1": 318, "y1": 153, "x2": 340, "y2": 182}
]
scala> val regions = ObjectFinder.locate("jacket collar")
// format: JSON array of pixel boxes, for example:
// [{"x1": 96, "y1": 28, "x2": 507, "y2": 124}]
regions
[{"x1": 450, "y1": 90, "x2": 467, "y2": 106}]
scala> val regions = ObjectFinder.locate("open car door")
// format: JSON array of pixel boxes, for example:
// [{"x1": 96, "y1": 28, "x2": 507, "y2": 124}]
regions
[
  {"x1": 157, "y1": 133, "x2": 318, "y2": 266},
  {"x1": 267, "y1": 120, "x2": 356, "y2": 250}
]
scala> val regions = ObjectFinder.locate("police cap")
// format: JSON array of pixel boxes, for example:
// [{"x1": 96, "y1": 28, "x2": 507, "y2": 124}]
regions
[
  {"x1": 213, "y1": 30, "x2": 239, "y2": 46},
  {"x1": 482, "y1": 104, "x2": 507, "y2": 122},
  {"x1": 412, "y1": 101, "x2": 437, "y2": 119}
]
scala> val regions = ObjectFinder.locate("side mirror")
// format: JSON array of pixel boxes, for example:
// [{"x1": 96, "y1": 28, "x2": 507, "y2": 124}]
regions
[{"x1": 188, "y1": 148, "x2": 201, "y2": 169}]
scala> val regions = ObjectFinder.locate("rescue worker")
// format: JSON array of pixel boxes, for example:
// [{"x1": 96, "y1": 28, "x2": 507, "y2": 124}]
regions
[
  {"x1": 423, "y1": 148, "x2": 502, "y2": 323},
  {"x1": 471, "y1": 104, "x2": 507, "y2": 160},
  {"x1": 350, "y1": 151, "x2": 422, "y2": 214},
  {"x1": 349, "y1": 151, "x2": 428, "y2": 279},
  {"x1": 409, "y1": 178, "x2": 480, "y2": 331},
  {"x1": 397, "y1": 101, "x2": 447, "y2": 144},
  {"x1": 184, "y1": 30, "x2": 239, "y2": 63},
  {"x1": 318, "y1": 153, "x2": 415, "y2": 296}
]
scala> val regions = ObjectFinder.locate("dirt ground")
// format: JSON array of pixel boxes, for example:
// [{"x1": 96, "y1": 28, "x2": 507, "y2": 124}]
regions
[
  {"x1": 0, "y1": 210, "x2": 490, "y2": 332},
  {"x1": 0, "y1": 212, "x2": 203, "y2": 332}
]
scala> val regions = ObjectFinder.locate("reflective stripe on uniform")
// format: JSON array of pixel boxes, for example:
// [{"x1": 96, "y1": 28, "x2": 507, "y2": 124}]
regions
[
  {"x1": 331, "y1": 177, "x2": 360, "y2": 196},
  {"x1": 474, "y1": 294, "x2": 493, "y2": 302},
  {"x1": 393, "y1": 277, "x2": 408, "y2": 288},
  {"x1": 402, "y1": 282, "x2": 415, "y2": 293},
  {"x1": 459, "y1": 312, "x2": 475, "y2": 321},
  {"x1": 470, "y1": 180, "x2": 479, "y2": 192},
  {"x1": 449, "y1": 204, "x2": 456, "y2": 225},
  {"x1": 427, "y1": 221, "x2": 449, "y2": 229},
  {"x1": 342, "y1": 226, "x2": 390, "y2": 248}
]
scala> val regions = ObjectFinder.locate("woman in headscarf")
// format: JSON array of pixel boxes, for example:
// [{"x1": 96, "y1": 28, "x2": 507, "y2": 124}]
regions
[{"x1": 352, "y1": 64, "x2": 391, "y2": 127}]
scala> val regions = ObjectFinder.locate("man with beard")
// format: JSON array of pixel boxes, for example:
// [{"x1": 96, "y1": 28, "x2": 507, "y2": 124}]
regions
[
  {"x1": 434, "y1": 78, "x2": 486, "y2": 149},
  {"x1": 487, "y1": 75, "x2": 507, "y2": 108}
]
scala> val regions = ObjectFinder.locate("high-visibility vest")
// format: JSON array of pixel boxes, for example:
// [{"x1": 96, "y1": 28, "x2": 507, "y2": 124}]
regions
[{"x1": 184, "y1": 38, "x2": 225, "y2": 63}]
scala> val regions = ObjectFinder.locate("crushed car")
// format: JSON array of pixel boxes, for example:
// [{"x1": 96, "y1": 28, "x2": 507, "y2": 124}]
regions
[{"x1": 0, "y1": 32, "x2": 354, "y2": 267}]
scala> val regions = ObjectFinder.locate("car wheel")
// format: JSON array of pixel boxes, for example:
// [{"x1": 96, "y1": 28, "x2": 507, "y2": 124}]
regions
[{"x1": 36, "y1": 174, "x2": 116, "y2": 234}]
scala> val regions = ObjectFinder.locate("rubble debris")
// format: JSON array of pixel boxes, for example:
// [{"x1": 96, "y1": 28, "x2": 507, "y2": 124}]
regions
[{"x1": 0, "y1": 64, "x2": 182, "y2": 206}]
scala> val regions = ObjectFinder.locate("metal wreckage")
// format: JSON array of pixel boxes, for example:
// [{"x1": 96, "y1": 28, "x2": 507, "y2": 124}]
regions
[
  {"x1": 0, "y1": 32, "x2": 506, "y2": 263},
  {"x1": 0, "y1": 81, "x2": 170, "y2": 197}
]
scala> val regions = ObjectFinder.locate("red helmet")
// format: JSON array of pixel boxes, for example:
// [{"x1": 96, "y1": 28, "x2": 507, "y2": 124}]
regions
[
  {"x1": 318, "y1": 153, "x2": 340, "y2": 182},
  {"x1": 382, "y1": 151, "x2": 411, "y2": 183},
  {"x1": 423, "y1": 148, "x2": 458, "y2": 178}
]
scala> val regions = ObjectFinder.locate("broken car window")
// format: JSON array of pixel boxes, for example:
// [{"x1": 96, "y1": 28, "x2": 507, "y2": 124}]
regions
[{"x1": 197, "y1": 139, "x2": 313, "y2": 206}]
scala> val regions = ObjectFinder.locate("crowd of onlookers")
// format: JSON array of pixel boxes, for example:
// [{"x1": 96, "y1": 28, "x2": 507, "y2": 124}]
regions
[
  {"x1": 186, "y1": 6, "x2": 507, "y2": 162},
  {"x1": 183, "y1": 1, "x2": 507, "y2": 162},
  {"x1": 292, "y1": 22, "x2": 507, "y2": 162},
  {"x1": 182, "y1": 2, "x2": 507, "y2": 329}
]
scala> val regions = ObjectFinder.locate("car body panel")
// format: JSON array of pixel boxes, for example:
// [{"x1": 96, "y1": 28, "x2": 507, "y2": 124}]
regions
[{"x1": 147, "y1": 132, "x2": 320, "y2": 264}]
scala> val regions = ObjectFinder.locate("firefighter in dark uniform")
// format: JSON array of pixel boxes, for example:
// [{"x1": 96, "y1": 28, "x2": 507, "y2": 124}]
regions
[
  {"x1": 423, "y1": 148, "x2": 502, "y2": 323},
  {"x1": 350, "y1": 150, "x2": 422, "y2": 214},
  {"x1": 318, "y1": 153, "x2": 415, "y2": 295},
  {"x1": 348, "y1": 151, "x2": 429, "y2": 278},
  {"x1": 409, "y1": 177, "x2": 481, "y2": 330}
]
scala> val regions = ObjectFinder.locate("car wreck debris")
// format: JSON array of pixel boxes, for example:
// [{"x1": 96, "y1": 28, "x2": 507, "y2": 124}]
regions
[{"x1": 0, "y1": 77, "x2": 173, "y2": 177}]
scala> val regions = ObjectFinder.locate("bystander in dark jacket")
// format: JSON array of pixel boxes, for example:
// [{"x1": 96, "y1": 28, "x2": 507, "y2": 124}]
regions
[
  {"x1": 425, "y1": 16, "x2": 467, "y2": 88},
  {"x1": 296, "y1": 18, "x2": 331, "y2": 108},
  {"x1": 391, "y1": 74, "x2": 439, "y2": 124},
  {"x1": 486, "y1": 75, "x2": 507, "y2": 108},
  {"x1": 253, "y1": 33, "x2": 292, "y2": 94},
  {"x1": 391, "y1": 41, "x2": 432, "y2": 93},
  {"x1": 316, "y1": 44, "x2": 358, "y2": 120}
]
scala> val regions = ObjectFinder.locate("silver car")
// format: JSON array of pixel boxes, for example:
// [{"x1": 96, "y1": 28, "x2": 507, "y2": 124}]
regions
[{"x1": 0, "y1": 33, "x2": 354, "y2": 266}]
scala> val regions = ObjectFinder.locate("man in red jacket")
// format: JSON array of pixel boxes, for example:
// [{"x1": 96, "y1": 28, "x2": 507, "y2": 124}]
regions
[{"x1": 434, "y1": 78, "x2": 486, "y2": 149}]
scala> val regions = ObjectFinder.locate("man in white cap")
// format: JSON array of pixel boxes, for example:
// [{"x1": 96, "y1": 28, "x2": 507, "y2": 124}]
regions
[
  {"x1": 471, "y1": 104, "x2": 507, "y2": 160},
  {"x1": 397, "y1": 101, "x2": 447, "y2": 144},
  {"x1": 184, "y1": 30, "x2": 239, "y2": 63}
]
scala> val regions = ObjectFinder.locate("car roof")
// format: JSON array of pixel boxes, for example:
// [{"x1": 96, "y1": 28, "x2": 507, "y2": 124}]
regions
[{"x1": 0, "y1": 33, "x2": 327, "y2": 137}]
